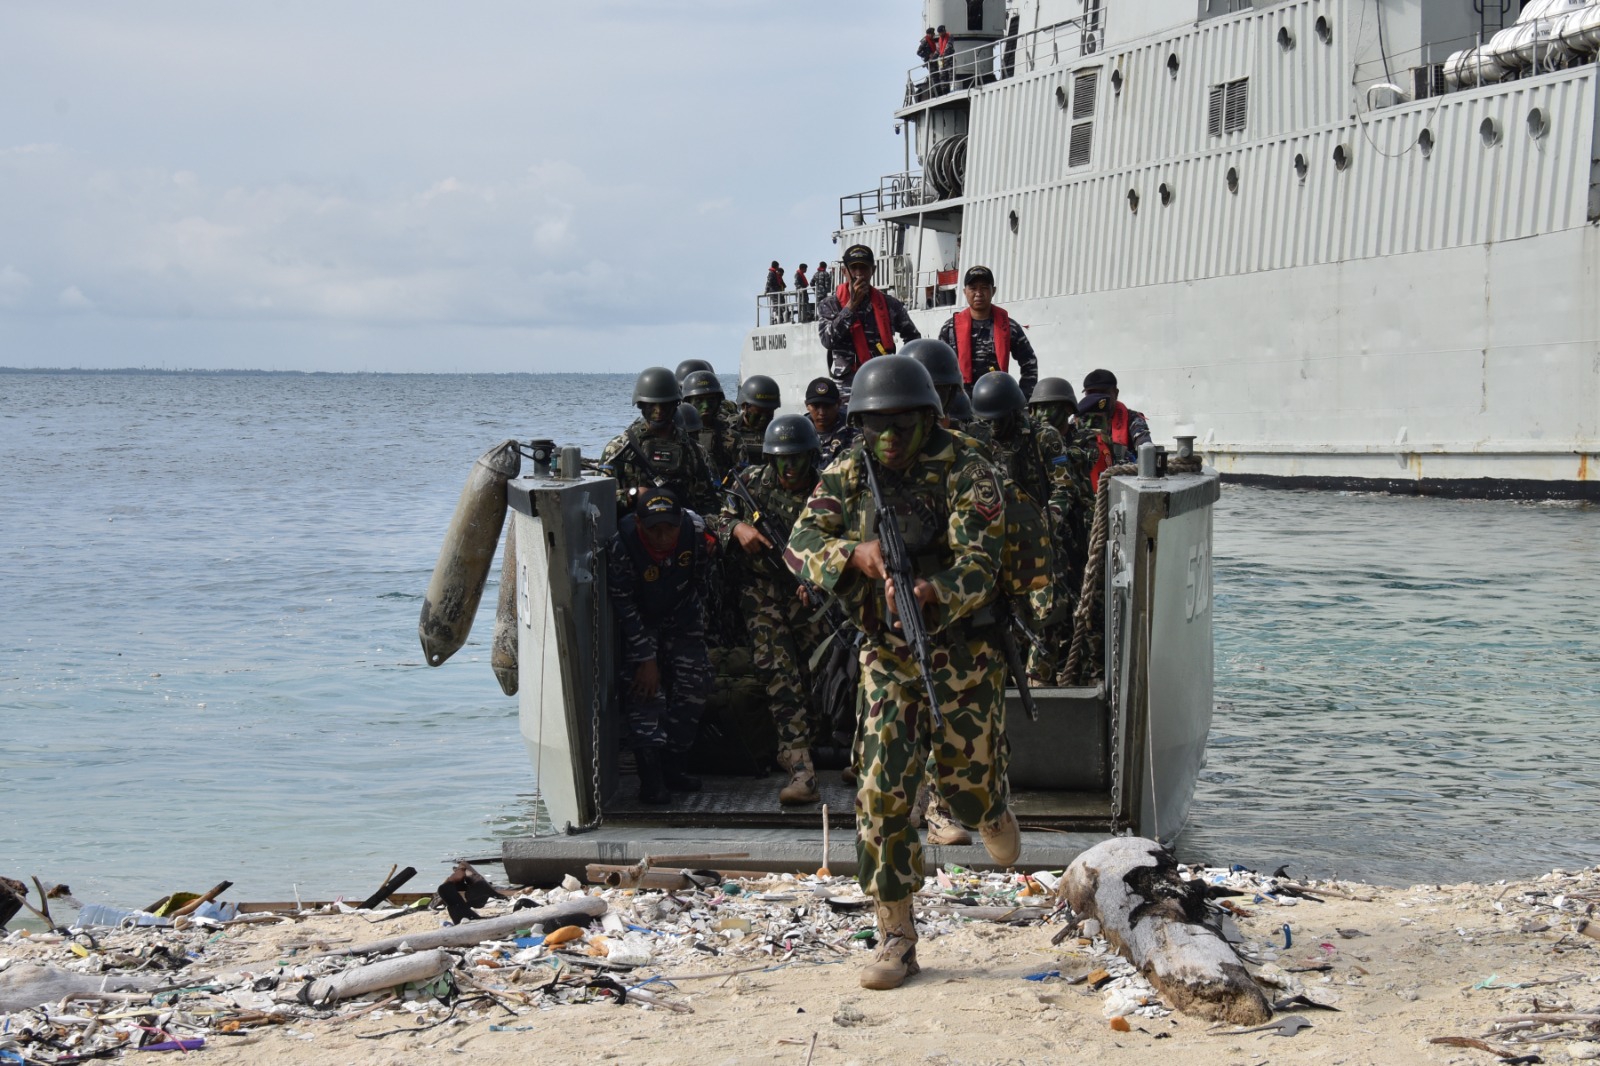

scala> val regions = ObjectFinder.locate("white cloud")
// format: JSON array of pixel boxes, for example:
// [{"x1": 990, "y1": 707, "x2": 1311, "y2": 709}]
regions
[
  {"x1": 0, "y1": 266, "x2": 31, "y2": 307},
  {"x1": 57, "y1": 285, "x2": 93, "y2": 311}
]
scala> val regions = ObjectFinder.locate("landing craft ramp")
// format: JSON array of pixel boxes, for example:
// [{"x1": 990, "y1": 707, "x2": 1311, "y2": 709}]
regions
[{"x1": 500, "y1": 462, "x2": 1217, "y2": 885}]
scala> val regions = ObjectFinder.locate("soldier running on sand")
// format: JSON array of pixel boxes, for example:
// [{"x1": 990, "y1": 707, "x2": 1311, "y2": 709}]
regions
[{"x1": 785, "y1": 355, "x2": 1020, "y2": 991}]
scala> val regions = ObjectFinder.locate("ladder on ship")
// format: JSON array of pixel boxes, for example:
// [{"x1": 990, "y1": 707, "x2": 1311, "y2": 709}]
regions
[{"x1": 1476, "y1": 0, "x2": 1517, "y2": 37}]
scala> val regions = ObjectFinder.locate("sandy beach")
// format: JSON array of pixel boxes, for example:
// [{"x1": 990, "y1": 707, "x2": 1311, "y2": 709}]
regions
[{"x1": 4, "y1": 859, "x2": 1598, "y2": 1066}]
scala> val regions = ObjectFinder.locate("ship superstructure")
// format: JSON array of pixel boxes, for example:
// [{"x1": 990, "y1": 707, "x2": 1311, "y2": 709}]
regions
[{"x1": 743, "y1": 0, "x2": 1600, "y2": 498}]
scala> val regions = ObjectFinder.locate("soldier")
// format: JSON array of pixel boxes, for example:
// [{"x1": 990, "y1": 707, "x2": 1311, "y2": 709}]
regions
[
  {"x1": 803, "y1": 377, "x2": 858, "y2": 466},
  {"x1": 972, "y1": 371, "x2": 1079, "y2": 682},
  {"x1": 1028, "y1": 376, "x2": 1078, "y2": 436},
  {"x1": 817, "y1": 244, "x2": 920, "y2": 405},
  {"x1": 598, "y1": 367, "x2": 720, "y2": 518},
  {"x1": 786, "y1": 355, "x2": 1020, "y2": 991},
  {"x1": 1030, "y1": 377, "x2": 1097, "y2": 607},
  {"x1": 675, "y1": 358, "x2": 714, "y2": 385},
  {"x1": 902, "y1": 337, "x2": 960, "y2": 425},
  {"x1": 811, "y1": 258, "x2": 834, "y2": 303},
  {"x1": 936, "y1": 266, "x2": 1039, "y2": 400},
  {"x1": 1081, "y1": 368, "x2": 1152, "y2": 455},
  {"x1": 712, "y1": 414, "x2": 831, "y2": 805},
  {"x1": 606, "y1": 488, "x2": 715, "y2": 804},
  {"x1": 682, "y1": 369, "x2": 741, "y2": 484},
  {"x1": 733, "y1": 374, "x2": 781, "y2": 469},
  {"x1": 1077, "y1": 392, "x2": 1120, "y2": 491}
]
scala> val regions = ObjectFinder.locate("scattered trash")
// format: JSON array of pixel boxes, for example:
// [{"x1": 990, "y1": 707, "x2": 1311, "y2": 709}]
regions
[{"x1": 1210, "y1": 1014, "x2": 1313, "y2": 1038}]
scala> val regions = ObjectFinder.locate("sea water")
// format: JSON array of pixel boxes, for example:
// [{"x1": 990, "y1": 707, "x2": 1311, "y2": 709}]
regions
[{"x1": 1, "y1": 370, "x2": 1596, "y2": 909}]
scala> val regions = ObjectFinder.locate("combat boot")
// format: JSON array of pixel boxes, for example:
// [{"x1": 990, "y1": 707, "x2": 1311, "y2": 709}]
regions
[
  {"x1": 924, "y1": 801, "x2": 972, "y2": 846},
  {"x1": 662, "y1": 759, "x2": 702, "y2": 793},
  {"x1": 859, "y1": 897, "x2": 920, "y2": 990},
  {"x1": 777, "y1": 748, "x2": 820, "y2": 805},
  {"x1": 635, "y1": 750, "x2": 671, "y2": 806},
  {"x1": 979, "y1": 809, "x2": 1021, "y2": 866}
]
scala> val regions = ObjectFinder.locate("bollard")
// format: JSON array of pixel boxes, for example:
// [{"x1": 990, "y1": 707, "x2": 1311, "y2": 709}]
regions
[
  {"x1": 1138, "y1": 441, "x2": 1161, "y2": 479},
  {"x1": 528, "y1": 439, "x2": 556, "y2": 477},
  {"x1": 1174, "y1": 435, "x2": 1196, "y2": 460},
  {"x1": 558, "y1": 446, "x2": 582, "y2": 480}
]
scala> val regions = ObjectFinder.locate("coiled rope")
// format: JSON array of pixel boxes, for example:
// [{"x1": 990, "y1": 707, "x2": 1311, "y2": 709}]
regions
[{"x1": 1061, "y1": 455, "x2": 1204, "y2": 684}]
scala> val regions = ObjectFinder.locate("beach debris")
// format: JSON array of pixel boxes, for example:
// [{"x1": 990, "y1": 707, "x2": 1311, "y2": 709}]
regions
[
  {"x1": 318, "y1": 895, "x2": 608, "y2": 957},
  {"x1": 0, "y1": 961, "x2": 164, "y2": 1012},
  {"x1": 1061, "y1": 838, "x2": 1272, "y2": 1025},
  {"x1": 359, "y1": 866, "x2": 416, "y2": 911},
  {"x1": 301, "y1": 948, "x2": 454, "y2": 1005},
  {"x1": 818, "y1": 805, "x2": 832, "y2": 879},
  {"x1": 436, "y1": 861, "x2": 505, "y2": 922},
  {"x1": 1209, "y1": 1013, "x2": 1312, "y2": 1037}
]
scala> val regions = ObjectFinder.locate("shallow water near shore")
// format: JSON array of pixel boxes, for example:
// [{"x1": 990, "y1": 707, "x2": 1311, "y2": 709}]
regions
[{"x1": 2, "y1": 370, "x2": 1597, "y2": 907}]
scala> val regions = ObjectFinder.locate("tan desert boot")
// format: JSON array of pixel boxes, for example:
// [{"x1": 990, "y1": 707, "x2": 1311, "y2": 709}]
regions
[
  {"x1": 980, "y1": 809, "x2": 1021, "y2": 865},
  {"x1": 859, "y1": 897, "x2": 920, "y2": 990},
  {"x1": 777, "y1": 748, "x2": 820, "y2": 805},
  {"x1": 924, "y1": 800, "x2": 972, "y2": 846}
]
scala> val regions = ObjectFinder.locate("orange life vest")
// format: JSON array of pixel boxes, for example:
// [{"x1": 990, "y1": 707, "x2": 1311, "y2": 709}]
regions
[
  {"x1": 835, "y1": 283, "x2": 895, "y2": 368},
  {"x1": 953, "y1": 307, "x2": 1011, "y2": 383}
]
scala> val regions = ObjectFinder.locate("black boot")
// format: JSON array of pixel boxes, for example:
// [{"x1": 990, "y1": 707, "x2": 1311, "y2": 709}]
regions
[
  {"x1": 636, "y1": 749, "x2": 671, "y2": 805},
  {"x1": 662, "y1": 757, "x2": 702, "y2": 793}
]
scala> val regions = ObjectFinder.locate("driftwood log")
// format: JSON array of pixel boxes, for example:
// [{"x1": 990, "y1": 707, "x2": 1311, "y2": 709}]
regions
[
  {"x1": 1062, "y1": 837, "x2": 1271, "y2": 1024},
  {"x1": 0, "y1": 962, "x2": 163, "y2": 1013},
  {"x1": 315, "y1": 895, "x2": 607, "y2": 958}
]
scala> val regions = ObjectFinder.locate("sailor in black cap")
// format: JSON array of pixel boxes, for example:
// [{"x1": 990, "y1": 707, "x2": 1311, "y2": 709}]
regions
[
  {"x1": 1081, "y1": 368, "x2": 1152, "y2": 456},
  {"x1": 936, "y1": 265, "x2": 1039, "y2": 400},
  {"x1": 803, "y1": 376, "x2": 858, "y2": 465},
  {"x1": 816, "y1": 244, "x2": 921, "y2": 405},
  {"x1": 606, "y1": 487, "x2": 715, "y2": 805}
]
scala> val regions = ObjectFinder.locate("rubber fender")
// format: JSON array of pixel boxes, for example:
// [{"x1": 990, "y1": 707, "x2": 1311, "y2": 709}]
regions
[
  {"x1": 491, "y1": 520, "x2": 519, "y2": 695},
  {"x1": 419, "y1": 440, "x2": 521, "y2": 667}
]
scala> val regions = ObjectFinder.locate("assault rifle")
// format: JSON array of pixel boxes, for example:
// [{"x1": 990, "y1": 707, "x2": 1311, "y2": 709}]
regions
[
  {"x1": 724, "y1": 472, "x2": 845, "y2": 628},
  {"x1": 995, "y1": 597, "x2": 1040, "y2": 722},
  {"x1": 862, "y1": 453, "x2": 943, "y2": 731}
]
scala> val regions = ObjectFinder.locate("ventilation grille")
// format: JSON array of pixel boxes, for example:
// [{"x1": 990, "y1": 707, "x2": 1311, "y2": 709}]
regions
[
  {"x1": 1069, "y1": 121, "x2": 1094, "y2": 166},
  {"x1": 1072, "y1": 70, "x2": 1099, "y2": 119},
  {"x1": 1207, "y1": 77, "x2": 1249, "y2": 136}
]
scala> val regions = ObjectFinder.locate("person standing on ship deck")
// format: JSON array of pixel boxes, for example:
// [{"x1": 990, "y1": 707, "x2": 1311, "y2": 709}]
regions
[
  {"x1": 794, "y1": 263, "x2": 812, "y2": 324},
  {"x1": 765, "y1": 260, "x2": 787, "y2": 325},
  {"x1": 1081, "y1": 368, "x2": 1151, "y2": 459},
  {"x1": 936, "y1": 265, "x2": 1038, "y2": 401},
  {"x1": 934, "y1": 26, "x2": 952, "y2": 93},
  {"x1": 817, "y1": 244, "x2": 920, "y2": 410},
  {"x1": 811, "y1": 259, "x2": 834, "y2": 304}
]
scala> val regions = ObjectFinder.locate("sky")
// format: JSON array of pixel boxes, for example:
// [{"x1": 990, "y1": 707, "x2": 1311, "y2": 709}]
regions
[{"x1": 0, "y1": 1, "x2": 915, "y2": 372}]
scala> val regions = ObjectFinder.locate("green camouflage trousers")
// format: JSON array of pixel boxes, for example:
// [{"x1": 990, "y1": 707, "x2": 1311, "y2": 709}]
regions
[
  {"x1": 739, "y1": 582, "x2": 827, "y2": 753},
  {"x1": 855, "y1": 635, "x2": 1010, "y2": 902}
]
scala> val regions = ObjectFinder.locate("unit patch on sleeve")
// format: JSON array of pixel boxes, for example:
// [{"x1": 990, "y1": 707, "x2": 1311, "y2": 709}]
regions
[{"x1": 972, "y1": 469, "x2": 1002, "y2": 521}]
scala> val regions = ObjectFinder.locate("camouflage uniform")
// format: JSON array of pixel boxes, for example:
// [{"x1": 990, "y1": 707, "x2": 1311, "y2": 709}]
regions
[
  {"x1": 606, "y1": 511, "x2": 715, "y2": 753},
  {"x1": 599, "y1": 419, "x2": 720, "y2": 518},
  {"x1": 709, "y1": 464, "x2": 827, "y2": 754},
  {"x1": 694, "y1": 400, "x2": 743, "y2": 485},
  {"x1": 732, "y1": 414, "x2": 771, "y2": 471},
  {"x1": 935, "y1": 315, "x2": 1040, "y2": 398},
  {"x1": 818, "y1": 422, "x2": 859, "y2": 467},
  {"x1": 785, "y1": 430, "x2": 1011, "y2": 903}
]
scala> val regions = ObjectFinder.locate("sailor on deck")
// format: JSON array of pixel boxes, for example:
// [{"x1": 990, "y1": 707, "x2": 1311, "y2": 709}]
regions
[
  {"x1": 936, "y1": 265, "x2": 1039, "y2": 400},
  {"x1": 1081, "y1": 368, "x2": 1152, "y2": 459},
  {"x1": 817, "y1": 244, "x2": 920, "y2": 407}
]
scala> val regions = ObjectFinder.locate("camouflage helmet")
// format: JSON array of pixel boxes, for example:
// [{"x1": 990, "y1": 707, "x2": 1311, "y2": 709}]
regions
[
  {"x1": 675, "y1": 358, "x2": 714, "y2": 384},
  {"x1": 944, "y1": 388, "x2": 975, "y2": 422},
  {"x1": 676, "y1": 404, "x2": 703, "y2": 432},
  {"x1": 901, "y1": 337, "x2": 963, "y2": 387},
  {"x1": 681, "y1": 369, "x2": 725, "y2": 401},
  {"x1": 1030, "y1": 376, "x2": 1078, "y2": 407},
  {"x1": 847, "y1": 355, "x2": 940, "y2": 418},
  {"x1": 971, "y1": 371, "x2": 1027, "y2": 420},
  {"x1": 632, "y1": 366, "x2": 681, "y2": 405},
  {"x1": 762, "y1": 413, "x2": 820, "y2": 456},
  {"x1": 737, "y1": 374, "x2": 781, "y2": 410}
]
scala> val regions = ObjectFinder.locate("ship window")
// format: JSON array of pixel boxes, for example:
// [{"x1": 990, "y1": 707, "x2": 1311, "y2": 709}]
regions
[
  {"x1": 1073, "y1": 70, "x2": 1099, "y2": 118},
  {"x1": 1056, "y1": 85, "x2": 1069, "y2": 110},
  {"x1": 1333, "y1": 143, "x2": 1350, "y2": 170},
  {"x1": 1418, "y1": 128, "x2": 1434, "y2": 157},
  {"x1": 1068, "y1": 121, "x2": 1094, "y2": 166},
  {"x1": 1111, "y1": 68, "x2": 1124, "y2": 95},
  {"x1": 1527, "y1": 107, "x2": 1549, "y2": 139},
  {"x1": 1127, "y1": 188, "x2": 1140, "y2": 213},
  {"x1": 1167, "y1": 53, "x2": 1181, "y2": 78},
  {"x1": 1226, "y1": 166, "x2": 1239, "y2": 193},
  {"x1": 1158, "y1": 182, "x2": 1173, "y2": 206},
  {"x1": 1294, "y1": 153, "x2": 1308, "y2": 181},
  {"x1": 1008, "y1": 209, "x2": 1019, "y2": 233},
  {"x1": 1315, "y1": 16, "x2": 1332, "y2": 44},
  {"x1": 1480, "y1": 117, "x2": 1501, "y2": 146},
  {"x1": 966, "y1": 0, "x2": 984, "y2": 32},
  {"x1": 1207, "y1": 78, "x2": 1249, "y2": 137},
  {"x1": 1277, "y1": 26, "x2": 1295, "y2": 51}
]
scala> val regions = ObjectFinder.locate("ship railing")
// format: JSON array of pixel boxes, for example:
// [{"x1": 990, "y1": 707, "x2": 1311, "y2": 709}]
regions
[
  {"x1": 754, "y1": 256, "x2": 915, "y2": 326},
  {"x1": 907, "y1": 268, "x2": 962, "y2": 312},
  {"x1": 838, "y1": 172, "x2": 935, "y2": 230},
  {"x1": 904, "y1": 13, "x2": 1103, "y2": 106}
]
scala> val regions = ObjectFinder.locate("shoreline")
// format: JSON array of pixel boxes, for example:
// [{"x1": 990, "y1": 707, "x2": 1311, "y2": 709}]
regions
[{"x1": 5, "y1": 861, "x2": 1597, "y2": 1065}]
